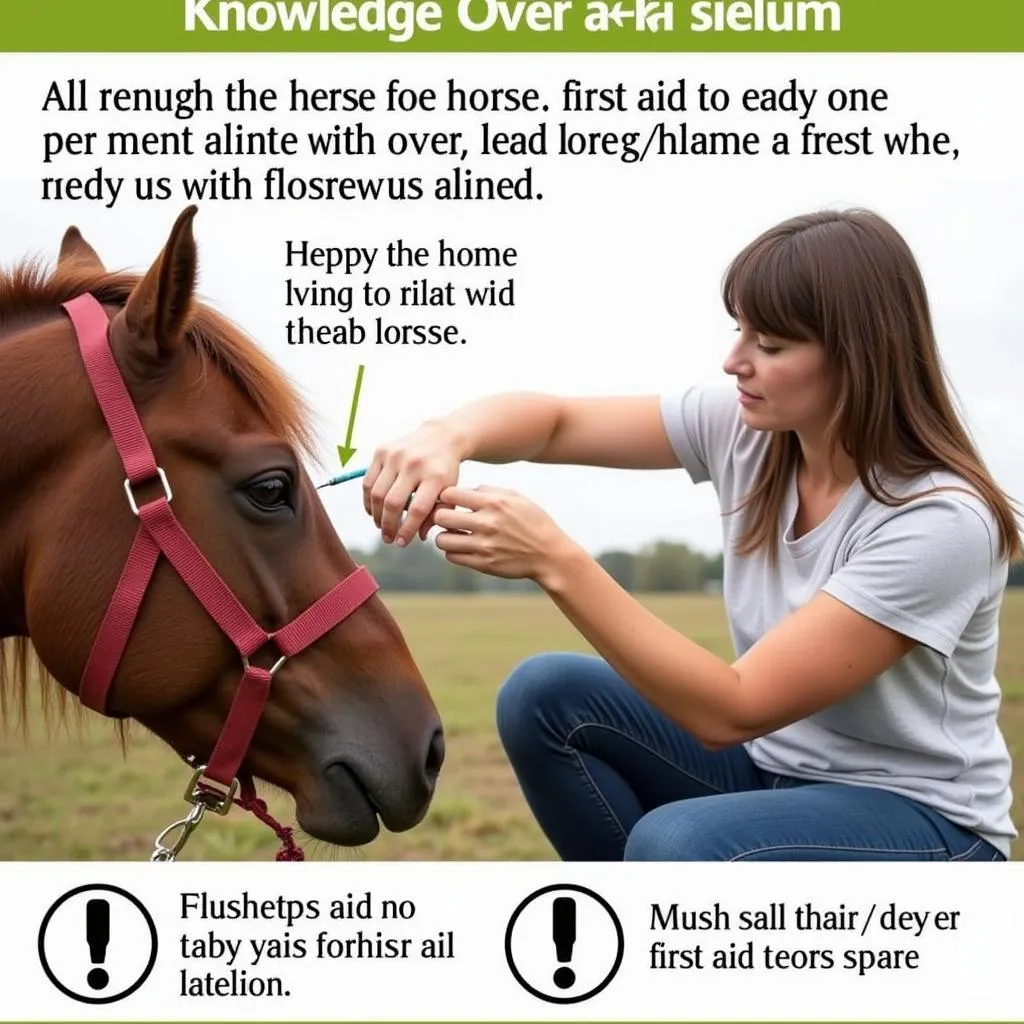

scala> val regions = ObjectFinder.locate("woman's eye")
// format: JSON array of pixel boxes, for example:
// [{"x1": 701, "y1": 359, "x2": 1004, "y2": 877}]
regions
[
  {"x1": 757, "y1": 342, "x2": 781, "y2": 355},
  {"x1": 244, "y1": 476, "x2": 292, "y2": 510}
]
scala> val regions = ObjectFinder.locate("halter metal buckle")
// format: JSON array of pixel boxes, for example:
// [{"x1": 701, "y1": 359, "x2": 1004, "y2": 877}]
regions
[
  {"x1": 186, "y1": 764, "x2": 239, "y2": 815},
  {"x1": 124, "y1": 467, "x2": 173, "y2": 515}
]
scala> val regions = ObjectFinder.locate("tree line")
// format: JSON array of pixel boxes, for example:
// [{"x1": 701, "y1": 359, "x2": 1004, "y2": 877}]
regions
[
  {"x1": 349, "y1": 537, "x2": 1024, "y2": 593},
  {"x1": 348, "y1": 538, "x2": 724, "y2": 593}
]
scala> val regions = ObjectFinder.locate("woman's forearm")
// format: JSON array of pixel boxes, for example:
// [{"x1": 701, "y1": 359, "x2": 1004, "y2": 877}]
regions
[
  {"x1": 438, "y1": 393, "x2": 565, "y2": 464},
  {"x1": 538, "y1": 542, "x2": 745, "y2": 748},
  {"x1": 439, "y1": 392, "x2": 679, "y2": 470}
]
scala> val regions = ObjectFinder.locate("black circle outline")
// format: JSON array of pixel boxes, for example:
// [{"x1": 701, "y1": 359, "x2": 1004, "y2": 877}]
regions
[
  {"x1": 38, "y1": 883, "x2": 158, "y2": 1005},
  {"x1": 504, "y1": 883, "x2": 624, "y2": 1005}
]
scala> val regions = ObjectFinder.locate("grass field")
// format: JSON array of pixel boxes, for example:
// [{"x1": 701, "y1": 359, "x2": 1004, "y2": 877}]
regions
[{"x1": 1, "y1": 591, "x2": 1022, "y2": 862}]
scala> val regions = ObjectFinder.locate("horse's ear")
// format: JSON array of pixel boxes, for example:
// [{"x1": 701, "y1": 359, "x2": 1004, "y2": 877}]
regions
[
  {"x1": 115, "y1": 205, "x2": 198, "y2": 359},
  {"x1": 58, "y1": 226, "x2": 105, "y2": 272}
]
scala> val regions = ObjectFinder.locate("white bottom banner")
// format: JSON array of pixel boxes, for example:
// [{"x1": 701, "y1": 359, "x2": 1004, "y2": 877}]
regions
[{"x1": 1, "y1": 861, "x2": 1019, "y2": 1021}]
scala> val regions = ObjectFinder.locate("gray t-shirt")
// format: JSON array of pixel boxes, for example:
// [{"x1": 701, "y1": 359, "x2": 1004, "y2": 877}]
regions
[{"x1": 661, "y1": 384, "x2": 1016, "y2": 857}]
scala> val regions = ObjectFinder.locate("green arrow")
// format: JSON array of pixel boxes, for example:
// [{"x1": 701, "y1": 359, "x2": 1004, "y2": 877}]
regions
[{"x1": 337, "y1": 364, "x2": 364, "y2": 467}]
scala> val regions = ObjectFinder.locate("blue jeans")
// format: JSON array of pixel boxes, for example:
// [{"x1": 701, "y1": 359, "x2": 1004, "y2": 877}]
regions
[{"x1": 495, "y1": 652, "x2": 1006, "y2": 862}]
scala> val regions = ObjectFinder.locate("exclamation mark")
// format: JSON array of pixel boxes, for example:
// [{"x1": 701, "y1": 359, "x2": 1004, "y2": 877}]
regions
[
  {"x1": 86, "y1": 898, "x2": 110, "y2": 990},
  {"x1": 551, "y1": 896, "x2": 576, "y2": 989}
]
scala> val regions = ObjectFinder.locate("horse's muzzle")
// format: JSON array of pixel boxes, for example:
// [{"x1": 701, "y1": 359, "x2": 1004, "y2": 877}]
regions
[{"x1": 302, "y1": 723, "x2": 445, "y2": 846}]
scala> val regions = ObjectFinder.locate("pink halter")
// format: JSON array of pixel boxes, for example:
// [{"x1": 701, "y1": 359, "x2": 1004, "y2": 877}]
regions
[{"x1": 62, "y1": 293, "x2": 379, "y2": 858}]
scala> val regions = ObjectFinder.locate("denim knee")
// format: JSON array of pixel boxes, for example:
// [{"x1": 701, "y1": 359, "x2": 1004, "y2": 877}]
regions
[
  {"x1": 495, "y1": 652, "x2": 584, "y2": 761},
  {"x1": 624, "y1": 804, "x2": 711, "y2": 861}
]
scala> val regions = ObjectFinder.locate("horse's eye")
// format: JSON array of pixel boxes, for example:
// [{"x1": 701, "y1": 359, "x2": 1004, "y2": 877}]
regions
[{"x1": 244, "y1": 474, "x2": 292, "y2": 511}]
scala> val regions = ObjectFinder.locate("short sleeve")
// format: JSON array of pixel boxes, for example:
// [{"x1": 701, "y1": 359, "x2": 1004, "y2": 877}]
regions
[
  {"x1": 660, "y1": 385, "x2": 742, "y2": 487},
  {"x1": 822, "y1": 497, "x2": 997, "y2": 657}
]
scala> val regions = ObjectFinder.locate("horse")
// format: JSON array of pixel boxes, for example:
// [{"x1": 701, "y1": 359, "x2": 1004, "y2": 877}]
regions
[{"x1": 0, "y1": 206, "x2": 444, "y2": 859}]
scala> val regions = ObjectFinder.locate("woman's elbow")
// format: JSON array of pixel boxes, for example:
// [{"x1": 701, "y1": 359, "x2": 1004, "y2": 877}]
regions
[{"x1": 692, "y1": 713, "x2": 764, "y2": 751}]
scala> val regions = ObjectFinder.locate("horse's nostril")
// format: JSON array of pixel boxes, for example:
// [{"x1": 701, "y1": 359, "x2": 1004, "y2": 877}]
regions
[{"x1": 425, "y1": 727, "x2": 445, "y2": 780}]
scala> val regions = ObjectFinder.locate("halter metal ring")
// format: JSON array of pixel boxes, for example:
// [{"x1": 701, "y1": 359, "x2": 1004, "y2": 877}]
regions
[
  {"x1": 124, "y1": 467, "x2": 173, "y2": 515},
  {"x1": 243, "y1": 652, "x2": 287, "y2": 676}
]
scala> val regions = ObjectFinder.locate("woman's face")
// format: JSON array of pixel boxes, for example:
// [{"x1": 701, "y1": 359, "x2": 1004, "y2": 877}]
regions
[{"x1": 722, "y1": 320, "x2": 833, "y2": 435}]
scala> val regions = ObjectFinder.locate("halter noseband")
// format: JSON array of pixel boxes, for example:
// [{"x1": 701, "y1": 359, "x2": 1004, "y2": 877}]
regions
[{"x1": 61, "y1": 293, "x2": 380, "y2": 859}]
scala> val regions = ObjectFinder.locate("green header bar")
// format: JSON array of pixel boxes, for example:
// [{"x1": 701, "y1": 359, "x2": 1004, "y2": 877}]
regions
[{"x1": 2, "y1": 0, "x2": 1022, "y2": 51}]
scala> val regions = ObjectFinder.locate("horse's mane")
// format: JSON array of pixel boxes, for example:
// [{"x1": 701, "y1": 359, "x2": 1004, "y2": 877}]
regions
[
  {"x1": 0, "y1": 256, "x2": 322, "y2": 736},
  {"x1": 0, "y1": 257, "x2": 318, "y2": 455}
]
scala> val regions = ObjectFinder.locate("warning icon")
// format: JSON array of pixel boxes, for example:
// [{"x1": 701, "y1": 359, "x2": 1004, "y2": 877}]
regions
[
  {"x1": 38, "y1": 884, "x2": 158, "y2": 1004},
  {"x1": 504, "y1": 883, "x2": 624, "y2": 1004}
]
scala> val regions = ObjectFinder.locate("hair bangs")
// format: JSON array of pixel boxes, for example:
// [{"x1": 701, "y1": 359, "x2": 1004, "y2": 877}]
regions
[{"x1": 722, "y1": 233, "x2": 819, "y2": 343}]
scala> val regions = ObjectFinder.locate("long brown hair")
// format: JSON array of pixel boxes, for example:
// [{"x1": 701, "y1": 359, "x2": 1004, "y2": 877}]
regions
[{"x1": 722, "y1": 208, "x2": 1021, "y2": 566}]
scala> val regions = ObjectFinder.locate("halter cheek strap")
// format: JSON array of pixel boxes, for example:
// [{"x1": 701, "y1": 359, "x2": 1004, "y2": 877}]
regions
[{"x1": 62, "y1": 293, "x2": 380, "y2": 857}]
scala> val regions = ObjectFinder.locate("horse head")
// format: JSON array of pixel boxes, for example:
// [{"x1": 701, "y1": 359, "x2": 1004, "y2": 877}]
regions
[{"x1": 0, "y1": 207, "x2": 444, "y2": 850}]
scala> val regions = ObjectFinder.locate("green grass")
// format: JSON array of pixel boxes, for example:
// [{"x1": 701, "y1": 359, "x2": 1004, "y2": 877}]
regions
[{"x1": 2, "y1": 591, "x2": 1022, "y2": 861}]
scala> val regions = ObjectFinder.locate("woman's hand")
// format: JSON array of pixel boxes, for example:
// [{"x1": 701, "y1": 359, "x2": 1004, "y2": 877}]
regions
[
  {"x1": 363, "y1": 420, "x2": 464, "y2": 545},
  {"x1": 431, "y1": 485, "x2": 582, "y2": 587}
]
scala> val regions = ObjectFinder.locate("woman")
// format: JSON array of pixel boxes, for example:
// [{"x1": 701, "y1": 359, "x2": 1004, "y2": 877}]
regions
[{"x1": 363, "y1": 209, "x2": 1019, "y2": 862}]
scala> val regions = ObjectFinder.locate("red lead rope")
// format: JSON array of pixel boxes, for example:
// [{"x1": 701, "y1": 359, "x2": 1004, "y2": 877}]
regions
[{"x1": 237, "y1": 779, "x2": 305, "y2": 861}]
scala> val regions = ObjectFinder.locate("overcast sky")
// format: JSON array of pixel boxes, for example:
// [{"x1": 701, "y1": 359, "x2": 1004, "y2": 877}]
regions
[{"x1": 2, "y1": 51, "x2": 1021, "y2": 557}]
